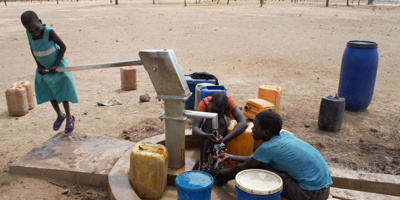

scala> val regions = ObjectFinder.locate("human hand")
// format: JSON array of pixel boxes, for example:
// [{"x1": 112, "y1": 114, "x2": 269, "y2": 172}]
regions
[
  {"x1": 215, "y1": 153, "x2": 230, "y2": 163},
  {"x1": 49, "y1": 65, "x2": 58, "y2": 73},
  {"x1": 37, "y1": 66, "x2": 46, "y2": 75},
  {"x1": 206, "y1": 133, "x2": 223, "y2": 143}
]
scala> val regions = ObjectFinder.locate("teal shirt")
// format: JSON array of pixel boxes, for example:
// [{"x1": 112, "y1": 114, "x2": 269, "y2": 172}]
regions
[
  {"x1": 253, "y1": 132, "x2": 332, "y2": 190},
  {"x1": 27, "y1": 24, "x2": 78, "y2": 104}
]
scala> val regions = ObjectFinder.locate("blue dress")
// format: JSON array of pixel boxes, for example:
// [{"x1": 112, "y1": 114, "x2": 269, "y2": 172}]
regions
[{"x1": 27, "y1": 24, "x2": 78, "y2": 104}]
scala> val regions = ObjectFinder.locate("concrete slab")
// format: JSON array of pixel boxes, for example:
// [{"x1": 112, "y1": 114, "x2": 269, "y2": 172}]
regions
[
  {"x1": 167, "y1": 157, "x2": 199, "y2": 186},
  {"x1": 331, "y1": 167, "x2": 400, "y2": 197},
  {"x1": 10, "y1": 132, "x2": 135, "y2": 187},
  {"x1": 331, "y1": 187, "x2": 400, "y2": 200}
]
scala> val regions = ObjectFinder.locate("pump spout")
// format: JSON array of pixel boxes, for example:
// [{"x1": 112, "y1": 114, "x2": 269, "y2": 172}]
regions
[{"x1": 183, "y1": 110, "x2": 218, "y2": 132}]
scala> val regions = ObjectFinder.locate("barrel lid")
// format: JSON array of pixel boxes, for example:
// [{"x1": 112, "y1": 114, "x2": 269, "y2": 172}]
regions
[
  {"x1": 175, "y1": 170, "x2": 214, "y2": 189},
  {"x1": 347, "y1": 40, "x2": 378, "y2": 48},
  {"x1": 235, "y1": 169, "x2": 282, "y2": 195}
]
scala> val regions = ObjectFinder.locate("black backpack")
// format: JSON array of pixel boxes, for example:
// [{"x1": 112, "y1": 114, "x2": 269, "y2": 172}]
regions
[{"x1": 189, "y1": 72, "x2": 219, "y2": 85}]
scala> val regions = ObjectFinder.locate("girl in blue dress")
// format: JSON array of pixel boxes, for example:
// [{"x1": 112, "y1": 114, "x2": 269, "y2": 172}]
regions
[{"x1": 21, "y1": 11, "x2": 78, "y2": 134}]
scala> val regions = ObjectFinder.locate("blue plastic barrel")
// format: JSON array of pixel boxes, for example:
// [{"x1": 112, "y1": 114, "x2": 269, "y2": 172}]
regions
[
  {"x1": 338, "y1": 40, "x2": 379, "y2": 111},
  {"x1": 176, "y1": 170, "x2": 213, "y2": 200},
  {"x1": 197, "y1": 85, "x2": 227, "y2": 107}
]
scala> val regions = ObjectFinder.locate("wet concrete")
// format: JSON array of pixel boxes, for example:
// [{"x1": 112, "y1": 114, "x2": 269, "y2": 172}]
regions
[{"x1": 10, "y1": 132, "x2": 135, "y2": 187}]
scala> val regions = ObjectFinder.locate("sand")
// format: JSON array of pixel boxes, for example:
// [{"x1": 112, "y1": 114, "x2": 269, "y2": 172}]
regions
[{"x1": 0, "y1": 0, "x2": 399, "y2": 199}]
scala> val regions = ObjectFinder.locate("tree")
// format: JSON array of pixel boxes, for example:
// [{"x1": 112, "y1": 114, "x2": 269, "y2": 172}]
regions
[
  {"x1": 367, "y1": 0, "x2": 373, "y2": 4},
  {"x1": 4, "y1": 0, "x2": 7, "y2": 6}
]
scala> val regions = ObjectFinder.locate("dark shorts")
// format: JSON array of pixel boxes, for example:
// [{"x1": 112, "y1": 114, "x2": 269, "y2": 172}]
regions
[{"x1": 258, "y1": 163, "x2": 330, "y2": 200}]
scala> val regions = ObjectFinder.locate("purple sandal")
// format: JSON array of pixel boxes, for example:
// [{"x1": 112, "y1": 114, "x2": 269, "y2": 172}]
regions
[
  {"x1": 53, "y1": 114, "x2": 65, "y2": 131},
  {"x1": 64, "y1": 115, "x2": 75, "y2": 134}
]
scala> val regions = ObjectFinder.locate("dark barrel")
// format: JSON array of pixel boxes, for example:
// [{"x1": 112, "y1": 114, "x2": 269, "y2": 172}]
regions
[
  {"x1": 338, "y1": 40, "x2": 379, "y2": 111},
  {"x1": 318, "y1": 95, "x2": 345, "y2": 132}
]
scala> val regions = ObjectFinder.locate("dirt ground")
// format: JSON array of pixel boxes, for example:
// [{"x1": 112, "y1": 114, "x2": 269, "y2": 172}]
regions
[{"x1": 0, "y1": 0, "x2": 399, "y2": 199}]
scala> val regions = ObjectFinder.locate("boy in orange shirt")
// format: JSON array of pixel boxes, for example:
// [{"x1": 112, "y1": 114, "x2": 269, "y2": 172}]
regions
[{"x1": 192, "y1": 92, "x2": 247, "y2": 170}]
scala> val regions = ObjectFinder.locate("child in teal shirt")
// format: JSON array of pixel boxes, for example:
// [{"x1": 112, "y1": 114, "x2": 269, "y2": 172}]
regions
[
  {"x1": 21, "y1": 10, "x2": 78, "y2": 134},
  {"x1": 216, "y1": 110, "x2": 332, "y2": 200}
]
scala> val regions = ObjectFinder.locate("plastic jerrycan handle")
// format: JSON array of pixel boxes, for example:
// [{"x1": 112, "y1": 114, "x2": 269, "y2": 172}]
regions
[{"x1": 138, "y1": 143, "x2": 165, "y2": 155}]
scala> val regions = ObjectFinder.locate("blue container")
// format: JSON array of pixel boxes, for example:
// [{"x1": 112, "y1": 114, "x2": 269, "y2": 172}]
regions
[
  {"x1": 184, "y1": 74, "x2": 216, "y2": 109},
  {"x1": 176, "y1": 170, "x2": 213, "y2": 200},
  {"x1": 235, "y1": 169, "x2": 283, "y2": 200},
  {"x1": 338, "y1": 40, "x2": 379, "y2": 111},
  {"x1": 197, "y1": 85, "x2": 227, "y2": 108},
  {"x1": 236, "y1": 186, "x2": 282, "y2": 200}
]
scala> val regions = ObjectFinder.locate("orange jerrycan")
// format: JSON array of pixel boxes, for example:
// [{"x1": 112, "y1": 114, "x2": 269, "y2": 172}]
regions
[
  {"x1": 225, "y1": 120, "x2": 254, "y2": 168},
  {"x1": 5, "y1": 85, "x2": 29, "y2": 116},
  {"x1": 258, "y1": 85, "x2": 282, "y2": 113},
  {"x1": 12, "y1": 81, "x2": 35, "y2": 110},
  {"x1": 129, "y1": 142, "x2": 168, "y2": 200},
  {"x1": 243, "y1": 99, "x2": 275, "y2": 120}
]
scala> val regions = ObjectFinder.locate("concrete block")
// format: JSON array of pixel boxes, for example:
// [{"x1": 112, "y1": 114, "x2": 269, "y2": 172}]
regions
[{"x1": 331, "y1": 167, "x2": 400, "y2": 197}]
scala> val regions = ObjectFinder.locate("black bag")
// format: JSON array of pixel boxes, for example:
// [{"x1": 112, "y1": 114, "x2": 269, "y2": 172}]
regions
[{"x1": 189, "y1": 72, "x2": 219, "y2": 85}]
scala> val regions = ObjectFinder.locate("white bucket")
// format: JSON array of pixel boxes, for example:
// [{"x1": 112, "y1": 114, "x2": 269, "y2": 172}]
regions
[{"x1": 235, "y1": 169, "x2": 283, "y2": 200}]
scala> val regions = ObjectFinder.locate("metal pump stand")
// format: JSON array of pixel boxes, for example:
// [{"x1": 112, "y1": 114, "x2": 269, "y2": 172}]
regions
[{"x1": 139, "y1": 49, "x2": 219, "y2": 169}]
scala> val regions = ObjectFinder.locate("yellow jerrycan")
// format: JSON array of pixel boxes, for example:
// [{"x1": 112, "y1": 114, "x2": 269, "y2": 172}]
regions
[
  {"x1": 129, "y1": 142, "x2": 168, "y2": 200},
  {"x1": 225, "y1": 120, "x2": 254, "y2": 168},
  {"x1": 258, "y1": 85, "x2": 282, "y2": 113},
  {"x1": 12, "y1": 81, "x2": 35, "y2": 110},
  {"x1": 5, "y1": 84, "x2": 29, "y2": 116},
  {"x1": 243, "y1": 99, "x2": 275, "y2": 120}
]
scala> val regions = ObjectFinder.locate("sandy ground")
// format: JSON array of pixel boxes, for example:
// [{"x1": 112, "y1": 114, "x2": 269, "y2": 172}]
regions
[{"x1": 0, "y1": 0, "x2": 399, "y2": 199}]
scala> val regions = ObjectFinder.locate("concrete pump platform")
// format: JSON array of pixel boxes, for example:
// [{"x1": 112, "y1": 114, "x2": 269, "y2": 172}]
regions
[
  {"x1": 9, "y1": 130, "x2": 400, "y2": 200},
  {"x1": 10, "y1": 132, "x2": 135, "y2": 187}
]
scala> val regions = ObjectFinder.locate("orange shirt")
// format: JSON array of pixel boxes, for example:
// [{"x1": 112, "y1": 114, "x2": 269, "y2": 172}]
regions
[{"x1": 197, "y1": 96, "x2": 237, "y2": 120}]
